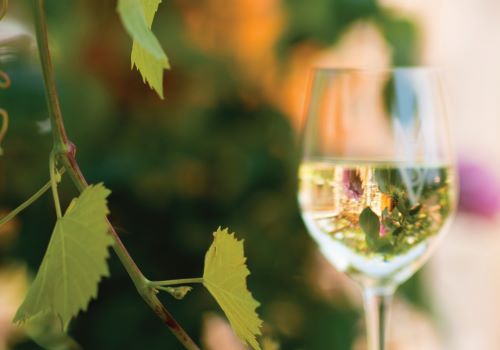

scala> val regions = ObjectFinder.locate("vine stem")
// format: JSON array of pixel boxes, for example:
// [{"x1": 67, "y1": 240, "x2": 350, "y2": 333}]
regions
[
  {"x1": 33, "y1": 1, "x2": 200, "y2": 349},
  {"x1": 150, "y1": 278, "x2": 204, "y2": 287},
  {"x1": 49, "y1": 152, "x2": 62, "y2": 218}
]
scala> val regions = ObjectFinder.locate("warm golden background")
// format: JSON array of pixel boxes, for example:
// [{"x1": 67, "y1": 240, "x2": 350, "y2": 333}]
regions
[{"x1": 0, "y1": 0, "x2": 499, "y2": 349}]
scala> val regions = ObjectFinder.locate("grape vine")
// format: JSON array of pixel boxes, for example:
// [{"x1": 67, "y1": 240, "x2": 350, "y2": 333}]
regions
[{"x1": 0, "y1": 0, "x2": 263, "y2": 349}]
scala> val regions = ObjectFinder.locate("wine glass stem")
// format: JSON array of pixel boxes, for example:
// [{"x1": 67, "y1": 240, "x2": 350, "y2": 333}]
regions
[{"x1": 362, "y1": 287, "x2": 395, "y2": 350}]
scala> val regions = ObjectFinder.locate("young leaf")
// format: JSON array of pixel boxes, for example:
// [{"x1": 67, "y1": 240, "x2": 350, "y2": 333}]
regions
[
  {"x1": 14, "y1": 184, "x2": 114, "y2": 330},
  {"x1": 117, "y1": 0, "x2": 170, "y2": 98},
  {"x1": 202, "y1": 228, "x2": 263, "y2": 350}
]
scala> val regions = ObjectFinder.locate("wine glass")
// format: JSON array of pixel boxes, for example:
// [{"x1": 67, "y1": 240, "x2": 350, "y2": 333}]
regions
[{"x1": 298, "y1": 68, "x2": 458, "y2": 350}]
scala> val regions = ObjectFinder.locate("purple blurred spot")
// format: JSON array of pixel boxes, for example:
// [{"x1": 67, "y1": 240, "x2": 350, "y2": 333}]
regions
[
  {"x1": 458, "y1": 159, "x2": 500, "y2": 218},
  {"x1": 342, "y1": 169, "x2": 363, "y2": 200}
]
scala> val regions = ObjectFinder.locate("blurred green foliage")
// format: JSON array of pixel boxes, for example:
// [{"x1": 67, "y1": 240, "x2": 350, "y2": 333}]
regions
[
  {"x1": 1, "y1": 0, "x2": 424, "y2": 349},
  {"x1": 279, "y1": 0, "x2": 419, "y2": 64},
  {"x1": 279, "y1": 0, "x2": 379, "y2": 50}
]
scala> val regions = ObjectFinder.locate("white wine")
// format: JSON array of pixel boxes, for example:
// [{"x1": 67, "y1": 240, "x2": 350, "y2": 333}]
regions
[{"x1": 298, "y1": 161, "x2": 456, "y2": 286}]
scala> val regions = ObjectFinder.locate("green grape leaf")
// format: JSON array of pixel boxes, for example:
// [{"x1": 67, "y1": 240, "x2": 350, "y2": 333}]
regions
[
  {"x1": 117, "y1": 0, "x2": 164, "y2": 58},
  {"x1": 202, "y1": 227, "x2": 263, "y2": 350},
  {"x1": 24, "y1": 313, "x2": 82, "y2": 350},
  {"x1": 131, "y1": 0, "x2": 170, "y2": 99},
  {"x1": 117, "y1": 0, "x2": 170, "y2": 98},
  {"x1": 14, "y1": 184, "x2": 113, "y2": 330}
]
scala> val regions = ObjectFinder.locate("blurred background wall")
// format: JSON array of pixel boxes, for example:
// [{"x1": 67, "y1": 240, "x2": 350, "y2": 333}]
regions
[
  {"x1": 0, "y1": 0, "x2": 499, "y2": 349},
  {"x1": 398, "y1": 1, "x2": 500, "y2": 349}
]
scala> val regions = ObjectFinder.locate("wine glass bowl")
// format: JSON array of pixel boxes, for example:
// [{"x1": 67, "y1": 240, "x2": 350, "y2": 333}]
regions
[
  {"x1": 297, "y1": 68, "x2": 457, "y2": 349},
  {"x1": 299, "y1": 161, "x2": 456, "y2": 288}
]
